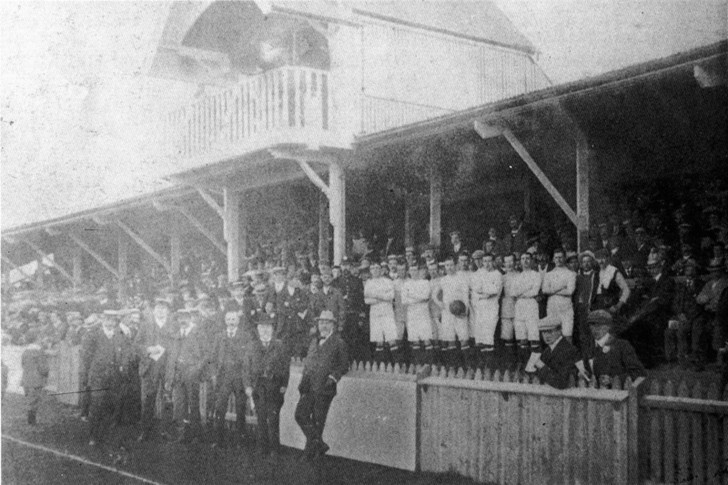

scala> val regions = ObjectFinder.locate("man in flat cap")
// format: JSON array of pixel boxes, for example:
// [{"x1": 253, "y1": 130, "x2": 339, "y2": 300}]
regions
[
  {"x1": 527, "y1": 315, "x2": 584, "y2": 389},
  {"x1": 243, "y1": 313, "x2": 290, "y2": 458},
  {"x1": 586, "y1": 310, "x2": 645, "y2": 385},
  {"x1": 295, "y1": 310, "x2": 349, "y2": 461},
  {"x1": 134, "y1": 296, "x2": 178, "y2": 442}
]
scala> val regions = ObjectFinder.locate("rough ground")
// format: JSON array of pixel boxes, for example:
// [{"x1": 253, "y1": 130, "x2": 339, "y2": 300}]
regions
[{"x1": 1, "y1": 393, "x2": 476, "y2": 485}]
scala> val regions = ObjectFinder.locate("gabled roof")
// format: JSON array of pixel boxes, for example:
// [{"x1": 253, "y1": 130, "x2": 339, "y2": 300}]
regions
[{"x1": 273, "y1": 1, "x2": 536, "y2": 54}]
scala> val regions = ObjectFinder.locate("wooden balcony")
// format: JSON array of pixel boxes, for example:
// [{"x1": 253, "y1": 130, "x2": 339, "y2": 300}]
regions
[{"x1": 164, "y1": 66, "x2": 336, "y2": 167}]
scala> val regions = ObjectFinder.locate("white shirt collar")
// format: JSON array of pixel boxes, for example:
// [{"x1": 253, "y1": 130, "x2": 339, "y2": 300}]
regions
[
  {"x1": 595, "y1": 333, "x2": 610, "y2": 347},
  {"x1": 155, "y1": 317, "x2": 166, "y2": 328}
]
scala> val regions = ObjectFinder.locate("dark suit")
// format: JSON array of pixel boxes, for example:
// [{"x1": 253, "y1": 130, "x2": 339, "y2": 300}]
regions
[
  {"x1": 165, "y1": 326, "x2": 204, "y2": 425},
  {"x1": 504, "y1": 228, "x2": 527, "y2": 255},
  {"x1": 295, "y1": 333, "x2": 349, "y2": 453},
  {"x1": 535, "y1": 338, "x2": 581, "y2": 389},
  {"x1": 309, "y1": 287, "x2": 347, "y2": 330},
  {"x1": 574, "y1": 270, "x2": 599, "y2": 357},
  {"x1": 243, "y1": 338, "x2": 290, "y2": 453},
  {"x1": 134, "y1": 315, "x2": 178, "y2": 434},
  {"x1": 21, "y1": 346, "x2": 48, "y2": 419},
  {"x1": 623, "y1": 273, "x2": 675, "y2": 367},
  {"x1": 337, "y1": 273, "x2": 367, "y2": 362},
  {"x1": 274, "y1": 287, "x2": 310, "y2": 357},
  {"x1": 588, "y1": 336, "x2": 645, "y2": 381},
  {"x1": 212, "y1": 329, "x2": 248, "y2": 444},
  {"x1": 83, "y1": 327, "x2": 133, "y2": 442}
]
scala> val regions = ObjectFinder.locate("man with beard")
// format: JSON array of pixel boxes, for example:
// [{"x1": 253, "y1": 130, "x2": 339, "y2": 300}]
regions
[{"x1": 135, "y1": 296, "x2": 178, "y2": 442}]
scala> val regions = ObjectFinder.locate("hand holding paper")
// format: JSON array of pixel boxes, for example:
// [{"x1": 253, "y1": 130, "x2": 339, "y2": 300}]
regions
[{"x1": 525, "y1": 352, "x2": 542, "y2": 373}]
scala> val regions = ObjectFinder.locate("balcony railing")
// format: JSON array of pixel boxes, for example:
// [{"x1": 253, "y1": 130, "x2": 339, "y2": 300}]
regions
[
  {"x1": 360, "y1": 95, "x2": 455, "y2": 135},
  {"x1": 165, "y1": 66, "x2": 331, "y2": 162}
]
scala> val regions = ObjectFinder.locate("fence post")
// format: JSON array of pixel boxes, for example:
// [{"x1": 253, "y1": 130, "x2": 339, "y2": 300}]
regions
[{"x1": 628, "y1": 377, "x2": 645, "y2": 484}]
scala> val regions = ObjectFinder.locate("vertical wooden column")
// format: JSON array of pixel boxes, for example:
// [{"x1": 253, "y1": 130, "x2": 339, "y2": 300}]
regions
[
  {"x1": 239, "y1": 196, "x2": 247, "y2": 262},
  {"x1": 318, "y1": 193, "x2": 329, "y2": 264},
  {"x1": 329, "y1": 161, "x2": 346, "y2": 265},
  {"x1": 429, "y1": 166, "x2": 442, "y2": 249},
  {"x1": 118, "y1": 230, "x2": 128, "y2": 301},
  {"x1": 170, "y1": 215, "x2": 181, "y2": 285},
  {"x1": 576, "y1": 135, "x2": 591, "y2": 252},
  {"x1": 72, "y1": 246, "x2": 83, "y2": 289},
  {"x1": 404, "y1": 195, "x2": 412, "y2": 249},
  {"x1": 224, "y1": 187, "x2": 242, "y2": 283}
]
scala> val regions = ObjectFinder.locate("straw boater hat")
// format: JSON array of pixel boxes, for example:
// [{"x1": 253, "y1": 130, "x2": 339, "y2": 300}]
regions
[
  {"x1": 472, "y1": 250, "x2": 485, "y2": 260},
  {"x1": 154, "y1": 296, "x2": 174, "y2": 307},
  {"x1": 587, "y1": 310, "x2": 614, "y2": 327},
  {"x1": 253, "y1": 283, "x2": 268, "y2": 295}
]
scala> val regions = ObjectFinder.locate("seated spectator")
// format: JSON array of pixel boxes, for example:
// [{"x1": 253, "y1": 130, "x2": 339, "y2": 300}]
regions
[
  {"x1": 529, "y1": 316, "x2": 584, "y2": 389},
  {"x1": 695, "y1": 259, "x2": 728, "y2": 367},
  {"x1": 586, "y1": 310, "x2": 646, "y2": 386}
]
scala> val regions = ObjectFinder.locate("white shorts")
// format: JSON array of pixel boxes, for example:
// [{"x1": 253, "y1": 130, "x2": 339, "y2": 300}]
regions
[
  {"x1": 514, "y1": 298, "x2": 539, "y2": 341},
  {"x1": 547, "y1": 296, "x2": 574, "y2": 337},
  {"x1": 406, "y1": 304, "x2": 434, "y2": 341},
  {"x1": 472, "y1": 300, "x2": 499, "y2": 345},
  {"x1": 440, "y1": 310, "x2": 469, "y2": 342},
  {"x1": 369, "y1": 304, "x2": 398, "y2": 343}
]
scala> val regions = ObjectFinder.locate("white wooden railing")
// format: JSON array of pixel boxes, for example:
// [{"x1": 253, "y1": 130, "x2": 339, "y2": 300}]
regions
[
  {"x1": 360, "y1": 95, "x2": 456, "y2": 135},
  {"x1": 165, "y1": 66, "x2": 331, "y2": 161}
]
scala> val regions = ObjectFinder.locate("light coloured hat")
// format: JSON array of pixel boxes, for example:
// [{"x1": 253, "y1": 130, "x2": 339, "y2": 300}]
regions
[{"x1": 316, "y1": 310, "x2": 336, "y2": 322}]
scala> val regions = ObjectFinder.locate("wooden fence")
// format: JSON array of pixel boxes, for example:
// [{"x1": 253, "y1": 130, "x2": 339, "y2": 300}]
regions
[
  {"x1": 419, "y1": 366, "x2": 644, "y2": 485},
  {"x1": 639, "y1": 379, "x2": 728, "y2": 485}
]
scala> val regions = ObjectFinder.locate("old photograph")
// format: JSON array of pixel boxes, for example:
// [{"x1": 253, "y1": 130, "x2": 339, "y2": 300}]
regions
[{"x1": 1, "y1": 1, "x2": 727, "y2": 483}]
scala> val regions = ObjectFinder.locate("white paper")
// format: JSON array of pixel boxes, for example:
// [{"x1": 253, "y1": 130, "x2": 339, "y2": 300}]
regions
[{"x1": 525, "y1": 352, "x2": 542, "y2": 373}]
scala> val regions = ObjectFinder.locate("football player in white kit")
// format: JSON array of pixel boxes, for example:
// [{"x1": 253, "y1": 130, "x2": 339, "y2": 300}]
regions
[
  {"x1": 541, "y1": 248, "x2": 576, "y2": 343},
  {"x1": 500, "y1": 254, "x2": 519, "y2": 364},
  {"x1": 364, "y1": 262, "x2": 397, "y2": 364},
  {"x1": 513, "y1": 252, "x2": 542, "y2": 364},
  {"x1": 427, "y1": 260, "x2": 442, "y2": 364},
  {"x1": 435, "y1": 255, "x2": 471, "y2": 368},
  {"x1": 470, "y1": 253, "x2": 503, "y2": 368},
  {"x1": 401, "y1": 260, "x2": 434, "y2": 365}
]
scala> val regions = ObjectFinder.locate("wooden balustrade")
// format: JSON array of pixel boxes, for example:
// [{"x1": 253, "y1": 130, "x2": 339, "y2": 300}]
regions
[
  {"x1": 166, "y1": 66, "x2": 331, "y2": 161},
  {"x1": 360, "y1": 95, "x2": 455, "y2": 134}
]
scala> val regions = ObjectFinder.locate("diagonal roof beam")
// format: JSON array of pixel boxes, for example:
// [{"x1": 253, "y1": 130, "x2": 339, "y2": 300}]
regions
[
  {"x1": 22, "y1": 239, "x2": 75, "y2": 283},
  {"x1": 115, "y1": 219, "x2": 171, "y2": 274},
  {"x1": 196, "y1": 188, "x2": 224, "y2": 219},
  {"x1": 66, "y1": 232, "x2": 119, "y2": 279},
  {"x1": 175, "y1": 205, "x2": 226, "y2": 256}
]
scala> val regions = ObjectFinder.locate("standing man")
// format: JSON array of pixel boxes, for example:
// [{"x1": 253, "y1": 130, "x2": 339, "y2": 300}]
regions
[
  {"x1": 310, "y1": 267, "x2": 346, "y2": 334},
  {"x1": 401, "y1": 260, "x2": 435, "y2": 365},
  {"x1": 135, "y1": 296, "x2": 177, "y2": 442},
  {"x1": 575, "y1": 251, "x2": 599, "y2": 357},
  {"x1": 21, "y1": 331, "x2": 48, "y2": 425},
  {"x1": 295, "y1": 311, "x2": 349, "y2": 461},
  {"x1": 505, "y1": 215, "x2": 527, "y2": 256},
  {"x1": 276, "y1": 274, "x2": 310, "y2": 359},
  {"x1": 165, "y1": 308, "x2": 204, "y2": 443},
  {"x1": 513, "y1": 252, "x2": 542, "y2": 363},
  {"x1": 364, "y1": 262, "x2": 397, "y2": 364},
  {"x1": 243, "y1": 314, "x2": 290, "y2": 458},
  {"x1": 541, "y1": 248, "x2": 577, "y2": 343},
  {"x1": 436, "y1": 255, "x2": 471, "y2": 368},
  {"x1": 338, "y1": 257, "x2": 367, "y2": 362},
  {"x1": 500, "y1": 254, "x2": 519, "y2": 364},
  {"x1": 392, "y1": 258, "x2": 408, "y2": 361},
  {"x1": 85, "y1": 310, "x2": 133, "y2": 447},
  {"x1": 211, "y1": 310, "x2": 249, "y2": 448},
  {"x1": 470, "y1": 253, "x2": 503, "y2": 368}
]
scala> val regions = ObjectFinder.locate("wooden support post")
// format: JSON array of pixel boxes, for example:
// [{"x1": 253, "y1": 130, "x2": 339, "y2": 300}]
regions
[
  {"x1": 23, "y1": 239, "x2": 75, "y2": 283},
  {"x1": 329, "y1": 162, "x2": 346, "y2": 265},
  {"x1": 118, "y1": 230, "x2": 128, "y2": 301},
  {"x1": 170, "y1": 216, "x2": 181, "y2": 285},
  {"x1": 429, "y1": 166, "x2": 442, "y2": 249},
  {"x1": 67, "y1": 233, "x2": 119, "y2": 279},
  {"x1": 523, "y1": 175, "x2": 532, "y2": 224},
  {"x1": 223, "y1": 187, "x2": 241, "y2": 283},
  {"x1": 319, "y1": 193, "x2": 329, "y2": 264},
  {"x1": 115, "y1": 219, "x2": 171, "y2": 274},
  {"x1": 72, "y1": 246, "x2": 83, "y2": 288},
  {"x1": 576, "y1": 135, "x2": 591, "y2": 252},
  {"x1": 404, "y1": 195, "x2": 412, "y2": 249},
  {"x1": 501, "y1": 128, "x2": 577, "y2": 226}
]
